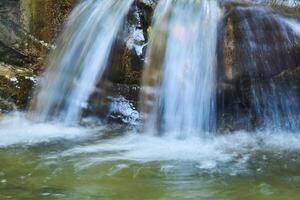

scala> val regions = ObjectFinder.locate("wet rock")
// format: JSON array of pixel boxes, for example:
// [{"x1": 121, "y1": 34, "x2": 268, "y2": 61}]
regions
[
  {"x1": 104, "y1": 0, "x2": 157, "y2": 85},
  {"x1": 273, "y1": 66, "x2": 300, "y2": 81},
  {"x1": 0, "y1": 0, "x2": 77, "y2": 65},
  {"x1": 0, "y1": 41, "x2": 31, "y2": 66},
  {"x1": 20, "y1": 0, "x2": 77, "y2": 44},
  {"x1": 229, "y1": 7, "x2": 299, "y2": 79},
  {"x1": 222, "y1": 0, "x2": 300, "y2": 9},
  {"x1": 0, "y1": 0, "x2": 78, "y2": 113},
  {"x1": 84, "y1": 81, "x2": 140, "y2": 125},
  {"x1": 0, "y1": 63, "x2": 37, "y2": 113},
  {"x1": 107, "y1": 96, "x2": 140, "y2": 125},
  {"x1": 87, "y1": 0, "x2": 158, "y2": 123},
  {"x1": 0, "y1": 0, "x2": 19, "y2": 22},
  {"x1": 0, "y1": 1, "x2": 51, "y2": 60},
  {"x1": 218, "y1": 5, "x2": 300, "y2": 131}
]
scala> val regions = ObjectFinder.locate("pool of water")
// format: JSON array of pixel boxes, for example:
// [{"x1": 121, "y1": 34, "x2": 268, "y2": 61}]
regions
[{"x1": 0, "y1": 114, "x2": 299, "y2": 200}]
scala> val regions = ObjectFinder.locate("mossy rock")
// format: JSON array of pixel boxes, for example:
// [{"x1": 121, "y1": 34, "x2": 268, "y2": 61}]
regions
[
  {"x1": 104, "y1": 0, "x2": 157, "y2": 85},
  {"x1": 20, "y1": 0, "x2": 77, "y2": 44},
  {"x1": 0, "y1": 63, "x2": 37, "y2": 112},
  {"x1": 273, "y1": 66, "x2": 300, "y2": 81},
  {"x1": 217, "y1": 4, "x2": 300, "y2": 132}
]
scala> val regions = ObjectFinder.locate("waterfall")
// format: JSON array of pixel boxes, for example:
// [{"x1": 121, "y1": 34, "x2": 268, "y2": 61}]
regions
[
  {"x1": 31, "y1": 0, "x2": 133, "y2": 124},
  {"x1": 245, "y1": 13, "x2": 300, "y2": 131},
  {"x1": 219, "y1": 7, "x2": 300, "y2": 132},
  {"x1": 141, "y1": 0, "x2": 222, "y2": 137}
]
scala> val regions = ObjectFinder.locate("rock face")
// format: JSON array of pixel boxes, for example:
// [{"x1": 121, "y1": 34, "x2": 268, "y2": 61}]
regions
[
  {"x1": 86, "y1": 0, "x2": 157, "y2": 123},
  {"x1": 20, "y1": 0, "x2": 76, "y2": 44},
  {"x1": 0, "y1": 0, "x2": 76, "y2": 113},
  {"x1": 104, "y1": 0, "x2": 157, "y2": 85},
  {"x1": 0, "y1": 0, "x2": 36, "y2": 112},
  {"x1": 0, "y1": 0, "x2": 19, "y2": 22},
  {"x1": 84, "y1": 82, "x2": 141, "y2": 125},
  {"x1": 0, "y1": 63, "x2": 37, "y2": 112},
  {"x1": 0, "y1": 0, "x2": 32, "y2": 63},
  {"x1": 218, "y1": 5, "x2": 300, "y2": 131}
]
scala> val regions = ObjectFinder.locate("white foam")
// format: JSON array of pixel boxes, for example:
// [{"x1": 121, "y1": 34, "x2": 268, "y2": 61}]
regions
[
  {"x1": 57, "y1": 131, "x2": 300, "y2": 170},
  {"x1": 1, "y1": 113, "x2": 299, "y2": 173},
  {"x1": 0, "y1": 113, "x2": 92, "y2": 147}
]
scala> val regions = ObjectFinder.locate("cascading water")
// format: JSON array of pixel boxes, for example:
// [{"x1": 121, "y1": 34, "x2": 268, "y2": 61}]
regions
[
  {"x1": 1, "y1": 1, "x2": 300, "y2": 199},
  {"x1": 219, "y1": 7, "x2": 300, "y2": 131},
  {"x1": 31, "y1": 0, "x2": 133, "y2": 124},
  {"x1": 249, "y1": 15, "x2": 300, "y2": 130},
  {"x1": 141, "y1": 0, "x2": 222, "y2": 137}
]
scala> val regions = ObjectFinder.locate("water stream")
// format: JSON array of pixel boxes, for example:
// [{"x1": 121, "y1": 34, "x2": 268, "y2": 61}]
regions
[
  {"x1": 31, "y1": 0, "x2": 133, "y2": 124},
  {"x1": 141, "y1": 0, "x2": 222, "y2": 137},
  {"x1": 0, "y1": 0, "x2": 299, "y2": 199}
]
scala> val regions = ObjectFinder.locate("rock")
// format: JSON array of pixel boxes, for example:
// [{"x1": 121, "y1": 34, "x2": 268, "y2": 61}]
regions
[
  {"x1": 84, "y1": 81, "x2": 140, "y2": 125},
  {"x1": 0, "y1": 0, "x2": 78, "y2": 113},
  {"x1": 0, "y1": 63, "x2": 37, "y2": 112},
  {"x1": 104, "y1": 0, "x2": 157, "y2": 85},
  {"x1": 0, "y1": 0, "x2": 19, "y2": 22},
  {"x1": 20, "y1": 0, "x2": 77, "y2": 44},
  {"x1": 0, "y1": 41, "x2": 32, "y2": 66},
  {"x1": 218, "y1": 5, "x2": 300, "y2": 131},
  {"x1": 222, "y1": 0, "x2": 300, "y2": 9}
]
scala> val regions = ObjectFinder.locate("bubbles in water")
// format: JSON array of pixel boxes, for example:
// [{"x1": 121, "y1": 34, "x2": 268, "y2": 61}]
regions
[{"x1": 0, "y1": 113, "x2": 93, "y2": 147}]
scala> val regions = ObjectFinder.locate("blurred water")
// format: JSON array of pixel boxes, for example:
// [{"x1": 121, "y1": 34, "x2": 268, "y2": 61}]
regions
[
  {"x1": 0, "y1": 116, "x2": 299, "y2": 199},
  {"x1": 0, "y1": 0, "x2": 300, "y2": 199},
  {"x1": 31, "y1": 0, "x2": 133, "y2": 124},
  {"x1": 141, "y1": 0, "x2": 222, "y2": 137},
  {"x1": 232, "y1": 8, "x2": 300, "y2": 130}
]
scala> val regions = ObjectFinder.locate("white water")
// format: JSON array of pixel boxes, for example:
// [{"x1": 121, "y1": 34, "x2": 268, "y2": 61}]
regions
[
  {"x1": 0, "y1": 113, "x2": 93, "y2": 147},
  {"x1": 45, "y1": 131, "x2": 300, "y2": 173},
  {"x1": 0, "y1": 1, "x2": 299, "y2": 171},
  {"x1": 32, "y1": 0, "x2": 133, "y2": 124},
  {"x1": 141, "y1": 0, "x2": 222, "y2": 137},
  {"x1": 236, "y1": 8, "x2": 300, "y2": 130},
  {"x1": 0, "y1": 113, "x2": 299, "y2": 174}
]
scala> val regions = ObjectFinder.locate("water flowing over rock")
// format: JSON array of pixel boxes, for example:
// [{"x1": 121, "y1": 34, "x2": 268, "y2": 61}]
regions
[
  {"x1": 218, "y1": 6, "x2": 300, "y2": 131},
  {"x1": 225, "y1": 0, "x2": 300, "y2": 8},
  {"x1": 141, "y1": 0, "x2": 222, "y2": 137},
  {"x1": 0, "y1": 0, "x2": 298, "y2": 132},
  {"x1": 83, "y1": 1, "x2": 157, "y2": 124},
  {"x1": 31, "y1": 0, "x2": 134, "y2": 124},
  {"x1": 104, "y1": 0, "x2": 157, "y2": 85}
]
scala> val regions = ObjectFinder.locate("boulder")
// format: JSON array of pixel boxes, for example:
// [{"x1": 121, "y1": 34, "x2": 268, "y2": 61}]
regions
[
  {"x1": 218, "y1": 5, "x2": 300, "y2": 131},
  {"x1": 0, "y1": 0, "x2": 77, "y2": 113},
  {"x1": 103, "y1": 0, "x2": 157, "y2": 85},
  {"x1": 0, "y1": 63, "x2": 37, "y2": 113},
  {"x1": 83, "y1": 81, "x2": 141, "y2": 125},
  {"x1": 20, "y1": 0, "x2": 76, "y2": 44}
]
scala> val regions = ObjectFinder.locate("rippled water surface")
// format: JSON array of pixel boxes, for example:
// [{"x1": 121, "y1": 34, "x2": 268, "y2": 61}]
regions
[{"x1": 0, "y1": 115, "x2": 299, "y2": 200}]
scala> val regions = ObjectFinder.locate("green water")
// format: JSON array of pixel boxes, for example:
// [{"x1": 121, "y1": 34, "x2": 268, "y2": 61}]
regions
[{"x1": 0, "y1": 128, "x2": 300, "y2": 200}]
